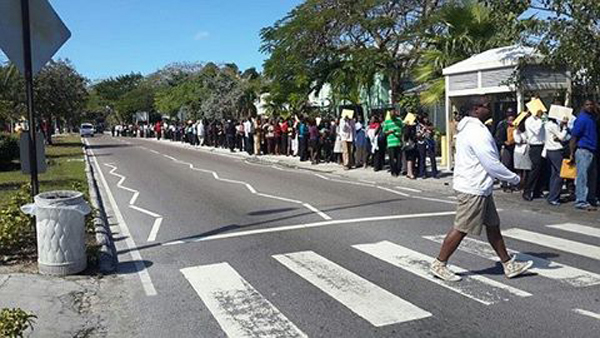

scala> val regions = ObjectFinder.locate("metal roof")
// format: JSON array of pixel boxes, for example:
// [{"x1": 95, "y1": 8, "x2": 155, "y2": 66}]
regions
[{"x1": 442, "y1": 45, "x2": 541, "y2": 76}]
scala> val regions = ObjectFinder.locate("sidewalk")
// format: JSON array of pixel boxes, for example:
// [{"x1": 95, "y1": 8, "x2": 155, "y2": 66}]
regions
[{"x1": 0, "y1": 273, "x2": 135, "y2": 337}]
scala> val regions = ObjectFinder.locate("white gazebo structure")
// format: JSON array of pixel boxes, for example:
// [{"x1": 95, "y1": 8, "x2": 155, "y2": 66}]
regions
[{"x1": 442, "y1": 45, "x2": 571, "y2": 170}]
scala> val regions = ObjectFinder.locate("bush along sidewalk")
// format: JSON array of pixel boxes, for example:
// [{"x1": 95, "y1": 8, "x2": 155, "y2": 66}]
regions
[
  {"x1": 0, "y1": 185, "x2": 36, "y2": 261},
  {"x1": 0, "y1": 308, "x2": 37, "y2": 338}
]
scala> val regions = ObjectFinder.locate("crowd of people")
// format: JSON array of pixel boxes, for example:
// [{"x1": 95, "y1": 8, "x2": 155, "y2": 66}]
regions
[
  {"x1": 113, "y1": 111, "x2": 441, "y2": 179},
  {"x1": 470, "y1": 99, "x2": 599, "y2": 210},
  {"x1": 111, "y1": 97, "x2": 599, "y2": 211}
]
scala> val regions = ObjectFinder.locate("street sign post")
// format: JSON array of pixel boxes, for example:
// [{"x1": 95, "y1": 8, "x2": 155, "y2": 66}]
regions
[{"x1": 0, "y1": 0, "x2": 71, "y2": 196}]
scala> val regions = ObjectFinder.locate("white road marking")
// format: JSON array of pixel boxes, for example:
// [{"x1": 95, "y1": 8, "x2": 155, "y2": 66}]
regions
[
  {"x1": 303, "y1": 203, "x2": 332, "y2": 220},
  {"x1": 424, "y1": 235, "x2": 600, "y2": 287},
  {"x1": 573, "y1": 308, "x2": 600, "y2": 321},
  {"x1": 162, "y1": 211, "x2": 456, "y2": 245},
  {"x1": 244, "y1": 183, "x2": 256, "y2": 194},
  {"x1": 148, "y1": 149, "x2": 160, "y2": 154},
  {"x1": 271, "y1": 164, "x2": 286, "y2": 171},
  {"x1": 503, "y1": 228, "x2": 600, "y2": 261},
  {"x1": 84, "y1": 140, "x2": 157, "y2": 296},
  {"x1": 147, "y1": 218, "x2": 163, "y2": 242},
  {"x1": 255, "y1": 193, "x2": 302, "y2": 204},
  {"x1": 313, "y1": 171, "x2": 455, "y2": 204},
  {"x1": 353, "y1": 241, "x2": 532, "y2": 305},
  {"x1": 377, "y1": 186, "x2": 410, "y2": 197},
  {"x1": 546, "y1": 223, "x2": 600, "y2": 239},
  {"x1": 411, "y1": 196, "x2": 457, "y2": 205},
  {"x1": 129, "y1": 204, "x2": 161, "y2": 218},
  {"x1": 104, "y1": 163, "x2": 164, "y2": 243},
  {"x1": 162, "y1": 153, "x2": 332, "y2": 220},
  {"x1": 273, "y1": 251, "x2": 431, "y2": 326},
  {"x1": 359, "y1": 179, "x2": 376, "y2": 184},
  {"x1": 129, "y1": 191, "x2": 140, "y2": 205},
  {"x1": 395, "y1": 186, "x2": 422, "y2": 193},
  {"x1": 181, "y1": 263, "x2": 307, "y2": 338}
]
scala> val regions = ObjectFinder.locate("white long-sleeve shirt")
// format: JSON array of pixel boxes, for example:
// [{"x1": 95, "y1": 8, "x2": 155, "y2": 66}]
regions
[
  {"x1": 453, "y1": 117, "x2": 520, "y2": 196},
  {"x1": 544, "y1": 122, "x2": 567, "y2": 151},
  {"x1": 525, "y1": 115, "x2": 545, "y2": 145}
]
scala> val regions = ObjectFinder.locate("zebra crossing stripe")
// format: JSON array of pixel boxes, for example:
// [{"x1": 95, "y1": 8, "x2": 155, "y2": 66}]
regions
[
  {"x1": 273, "y1": 251, "x2": 431, "y2": 327},
  {"x1": 546, "y1": 223, "x2": 600, "y2": 239},
  {"x1": 180, "y1": 263, "x2": 307, "y2": 338},
  {"x1": 353, "y1": 241, "x2": 532, "y2": 306},
  {"x1": 424, "y1": 235, "x2": 600, "y2": 287},
  {"x1": 503, "y1": 228, "x2": 600, "y2": 261}
]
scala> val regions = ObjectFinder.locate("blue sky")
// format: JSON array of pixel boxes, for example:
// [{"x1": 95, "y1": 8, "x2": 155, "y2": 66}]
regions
[{"x1": 40, "y1": 0, "x2": 302, "y2": 80}]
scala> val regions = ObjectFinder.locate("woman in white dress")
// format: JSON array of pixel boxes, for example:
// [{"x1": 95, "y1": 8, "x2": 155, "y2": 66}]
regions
[
  {"x1": 333, "y1": 118, "x2": 343, "y2": 164},
  {"x1": 513, "y1": 114, "x2": 532, "y2": 190}
]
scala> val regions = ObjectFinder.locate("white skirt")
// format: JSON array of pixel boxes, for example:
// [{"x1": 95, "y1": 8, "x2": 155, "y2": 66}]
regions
[
  {"x1": 513, "y1": 144, "x2": 532, "y2": 170},
  {"x1": 334, "y1": 138, "x2": 342, "y2": 153}
]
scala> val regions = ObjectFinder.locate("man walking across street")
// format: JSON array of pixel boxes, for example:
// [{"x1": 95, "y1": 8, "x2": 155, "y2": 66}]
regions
[
  {"x1": 569, "y1": 100, "x2": 598, "y2": 209},
  {"x1": 430, "y1": 97, "x2": 533, "y2": 282}
]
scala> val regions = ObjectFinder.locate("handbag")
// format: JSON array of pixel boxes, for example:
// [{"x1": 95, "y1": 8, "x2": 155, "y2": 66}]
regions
[
  {"x1": 403, "y1": 139, "x2": 416, "y2": 151},
  {"x1": 560, "y1": 159, "x2": 577, "y2": 180}
]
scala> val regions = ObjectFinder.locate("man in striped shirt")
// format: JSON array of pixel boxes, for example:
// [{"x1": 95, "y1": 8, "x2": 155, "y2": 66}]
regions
[{"x1": 383, "y1": 110, "x2": 404, "y2": 177}]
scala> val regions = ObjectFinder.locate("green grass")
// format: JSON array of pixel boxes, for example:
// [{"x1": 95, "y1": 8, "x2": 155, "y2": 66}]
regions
[{"x1": 0, "y1": 134, "x2": 86, "y2": 208}]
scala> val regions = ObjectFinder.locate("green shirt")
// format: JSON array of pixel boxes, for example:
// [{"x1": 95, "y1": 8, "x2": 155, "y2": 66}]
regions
[{"x1": 383, "y1": 117, "x2": 404, "y2": 148}]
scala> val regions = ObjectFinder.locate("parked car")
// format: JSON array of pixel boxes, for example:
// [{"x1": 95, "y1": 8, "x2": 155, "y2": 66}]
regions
[{"x1": 80, "y1": 123, "x2": 95, "y2": 137}]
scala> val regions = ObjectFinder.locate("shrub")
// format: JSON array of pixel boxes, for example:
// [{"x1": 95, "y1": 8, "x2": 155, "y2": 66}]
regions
[
  {"x1": 0, "y1": 308, "x2": 37, "y2": 338},
  {"x1": 0, "y1": 133, "x2": 19, "y2": 166},
  {"x1": 0, "y1": 185, "x2": 34, "y2": 255}
]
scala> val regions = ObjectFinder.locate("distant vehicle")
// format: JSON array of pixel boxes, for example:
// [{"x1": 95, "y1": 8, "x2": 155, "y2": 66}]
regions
[{"x1": 80, "y1": 123, "x2": 95, "y2": 137}]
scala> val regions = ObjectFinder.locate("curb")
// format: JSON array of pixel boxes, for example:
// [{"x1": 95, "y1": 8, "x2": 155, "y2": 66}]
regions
[{"x1": 82, "y1": 145, "x2": 118, "y2": 274}]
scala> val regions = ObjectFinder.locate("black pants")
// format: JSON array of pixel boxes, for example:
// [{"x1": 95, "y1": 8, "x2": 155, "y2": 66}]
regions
[
  {"x1": 417, "y1": 141, "x2": 438, "y2": 177},
  {"x1": 227, "y1": 135, "x2": 235, "y2": 152},
  {"x1": 388, "y1": 146, "x2": 402, "y2": 176},
  {"x1": 309, "y1": 139, "x2": 320, "y2": 164},
  {"x1": 546, "y1": 149, "x2": 563, "y2": 203},
  {"x1": 374, "y1": 148, "x2": 385, "y2": 171},
  {"x1": 524, "y1": 145, "x2": 544, "y2": 197},
  {"x1": 299, "y1": 137, "x2": 309, "y2": 161},
  {"x1": 245, "y1": 134, "x2": 254, "y2": 155},
  {"x1": 281, "y1": 134, "x2": 289, "y2": 156}
]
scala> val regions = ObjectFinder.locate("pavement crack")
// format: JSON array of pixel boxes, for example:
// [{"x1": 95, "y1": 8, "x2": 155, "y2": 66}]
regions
[{"x1": 0, "y1": 275, "x2": 11, "y2": 290}]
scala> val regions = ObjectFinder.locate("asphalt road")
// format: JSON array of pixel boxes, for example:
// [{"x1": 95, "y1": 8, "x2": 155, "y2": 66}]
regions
[{"x1": 86, "y1": 134, "x2": 600, "y2": 338}]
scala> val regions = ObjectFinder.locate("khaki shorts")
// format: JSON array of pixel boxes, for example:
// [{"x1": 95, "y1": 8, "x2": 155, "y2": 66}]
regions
[{"x1": 454, "y1": 193, "x2": 500, "y2": 236}]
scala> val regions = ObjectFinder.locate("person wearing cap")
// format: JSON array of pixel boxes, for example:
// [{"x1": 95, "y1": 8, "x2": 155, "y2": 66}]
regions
[{"x1": 430, "y1": 97, "x2": 533, "y2": 282}]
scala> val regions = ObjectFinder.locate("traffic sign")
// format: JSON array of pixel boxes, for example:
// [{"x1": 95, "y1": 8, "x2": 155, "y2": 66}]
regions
[{"x1": 0, "y1": 0, "x2": 71, "y2": 76}]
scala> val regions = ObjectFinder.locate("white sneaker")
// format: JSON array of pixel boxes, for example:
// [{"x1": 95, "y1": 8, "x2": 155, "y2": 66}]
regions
[
  {"x1": 502, "y1": 255, "x2": 534, "y2": 278},
  {"x1": 430, "y1": 259, "x2": 462, "y2": 282}
]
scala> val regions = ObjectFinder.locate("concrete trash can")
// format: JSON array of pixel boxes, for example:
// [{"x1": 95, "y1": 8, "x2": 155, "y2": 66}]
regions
[{"x1": 21, "y1": 190, "x2": 91, "y2": 275}]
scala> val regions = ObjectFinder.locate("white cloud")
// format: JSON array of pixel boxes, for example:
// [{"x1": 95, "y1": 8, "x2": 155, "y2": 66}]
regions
[{"x1": 194, "y1": 31, "x2": 210, "y2": 40}]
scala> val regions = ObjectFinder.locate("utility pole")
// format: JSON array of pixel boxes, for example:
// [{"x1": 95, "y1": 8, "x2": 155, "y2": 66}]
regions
[{"x1": 20, "y1": 0, "x2": 39, "y2": 196}]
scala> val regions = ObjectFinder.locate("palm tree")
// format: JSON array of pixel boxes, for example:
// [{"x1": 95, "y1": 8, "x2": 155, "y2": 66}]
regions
[{"x1": 413, "y1": 0, "x2": 520, "y2": 104}]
